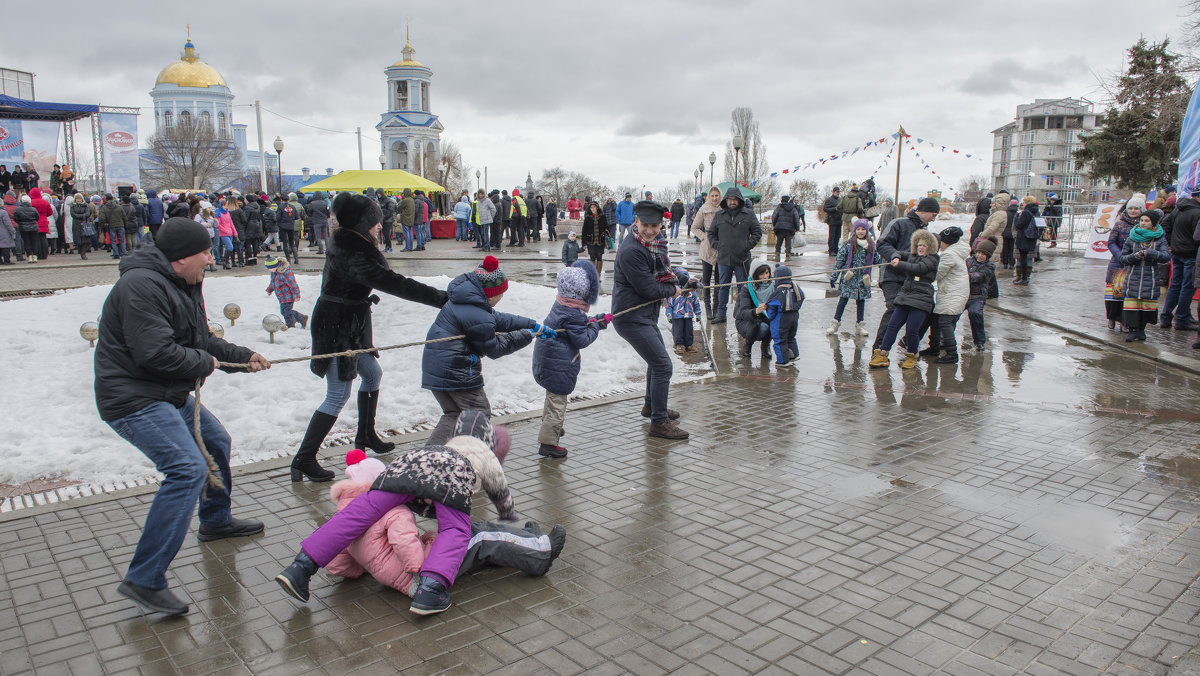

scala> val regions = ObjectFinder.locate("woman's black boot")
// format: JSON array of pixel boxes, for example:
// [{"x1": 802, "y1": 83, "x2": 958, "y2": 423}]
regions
[
  {"x1": 291, "y1": 412, "x2": 337, "y2": 482},
  {"x1": 354, "y1": 391, "x2": 395, "y2": 453}
]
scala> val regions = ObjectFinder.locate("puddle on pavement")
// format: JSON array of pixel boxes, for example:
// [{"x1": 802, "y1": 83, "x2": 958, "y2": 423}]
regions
[{"x1": 938, "y1": 483, "x2": 1130, "y2": 557}]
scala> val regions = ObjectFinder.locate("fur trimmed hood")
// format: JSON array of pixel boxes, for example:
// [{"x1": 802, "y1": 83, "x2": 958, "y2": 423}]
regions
[{"x1": 910, "y1": 229, "x2": 939, "y2": 255}]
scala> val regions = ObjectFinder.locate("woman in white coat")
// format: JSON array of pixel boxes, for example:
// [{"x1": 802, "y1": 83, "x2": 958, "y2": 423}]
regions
[{"x1": 930, "y1": 226, "x2": 971, "y2": 364}]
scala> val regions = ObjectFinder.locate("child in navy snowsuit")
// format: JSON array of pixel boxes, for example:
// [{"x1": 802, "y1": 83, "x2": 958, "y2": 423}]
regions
[
  {"x1": 765, "y1": 265, "x2": 804, "y2": 366},
  {"x1": 531, "y1": 260, "x2": 610, "y2": 458},
  {"x1": 422, "y1": 255, "x2": 556, "y2": 446},
  {"x1": 665, "y1": 266, "x2": 702, "y2": 353}
]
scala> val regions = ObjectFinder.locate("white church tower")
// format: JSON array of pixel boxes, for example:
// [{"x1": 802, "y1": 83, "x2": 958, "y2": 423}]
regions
[{"x1": 377, "y1": 23, "x2": 443, "y2": 177}]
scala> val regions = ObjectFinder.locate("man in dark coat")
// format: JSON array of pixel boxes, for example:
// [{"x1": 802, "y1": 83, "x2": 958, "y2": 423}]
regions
[
  {"x1": 1161, "y1": 187, "x2": 1200, "y2": 329},
  {"x1": 306, "y1": 191, "x2": 331, "y2": 254},
  {"x1": 98, "y1": 193, "x2": 128, "y2": 258},
  {"x1": 771, "y1": 195, "x2": 802, "y2": 260},
  {"x1": 823, "y1": 187, "x2": 843, "y2": 256},
  {"x1": 871, "y1": 197, "x2": 940, "y2": 350},
  {"x1": 707, "y1": 187, "x2": 762, "y2": 323},
  {"x1": 545, "y1": 197, "x2": 558, "y2": 241},
  {"x1": 500, "y1": 190, "x2": 512, "y2": 245},
  {"x1": 376, "y1": 189, "x2": 396, "y2": 252},
  {"x1": 95, "y1": 217, "x2": 270, "y2": 616},
  {"x1": 612, "y1": 201, "x2": 690, "y2": 439},
  {"x1": 145, "y1": 189, "x2": 165, "y2": 240}
]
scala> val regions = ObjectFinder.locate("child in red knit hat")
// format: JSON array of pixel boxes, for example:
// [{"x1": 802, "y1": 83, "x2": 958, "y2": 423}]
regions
[{"x1": 420, "y1": 255, "x2": 558, "y2": 445}]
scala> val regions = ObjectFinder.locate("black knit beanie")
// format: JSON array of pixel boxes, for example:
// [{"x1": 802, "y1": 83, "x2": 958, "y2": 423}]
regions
[
  {"x1": 331, "y1": 191, "x2": 383, "y2": 233},
  {"x1": 156, "y1": 217, "x2": 213, "y2": 261}
]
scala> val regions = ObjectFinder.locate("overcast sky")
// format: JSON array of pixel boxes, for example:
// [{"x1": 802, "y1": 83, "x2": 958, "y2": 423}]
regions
[{"x1": 3, "y1": 0, "x2": 1189, "y2": 198}]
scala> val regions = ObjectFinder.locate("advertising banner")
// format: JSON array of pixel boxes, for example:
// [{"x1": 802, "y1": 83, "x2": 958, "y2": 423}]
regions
[
  {"x1": 0, "y1": 118, "x2": 60, "y2": 187},
  {"x1": 1084, "y1": 203, "x2": 1122, "y2": 260},
  {"x1": 100, "y1": 112, "x2": 139, "y2": 193},
  {"x1": 1178, "y1": 76, "x2": 1200, "y2": 196}
]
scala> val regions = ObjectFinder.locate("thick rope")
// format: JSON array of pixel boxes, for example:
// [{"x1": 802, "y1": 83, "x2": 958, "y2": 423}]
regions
[{"x1": 192, "y1": 257, "x2": 896, "y2": 487}]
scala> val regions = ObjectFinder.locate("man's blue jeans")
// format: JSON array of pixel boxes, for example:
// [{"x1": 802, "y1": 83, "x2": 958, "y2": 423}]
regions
[
  {"x1": 107, "y1": 398, "x2": 233, "y2": 589},
  {"x1": 403, "y1": 225, "x2": 416, "y2": 251},
  {"x1": 715, "y1": 262, "x2": 749, "y2": 319},
  {"x1": 479, "y1": 222, "x2": 491, "y2": 249},
  {"x1": 109, "y1": 228, "x2": 126, "y2": 257},
  {"x1": 1161, "y1": 255, "x2": 1195, "y2": 324},
  {"x1": 456, "y1": 218, "x2": 468, "y2": 240},
  {"x1": 618, "y1": 224, "x2": 630, "y2": 244},
  {"x1": 669, "y1": 220, "x2": 680, "y2": 238},
  {"x1": 613, "y1": 319, "x2": 673, "y2": 424}
]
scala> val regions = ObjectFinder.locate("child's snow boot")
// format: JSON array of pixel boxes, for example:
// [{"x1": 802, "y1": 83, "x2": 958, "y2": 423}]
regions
[
  {"x1": 825, "y1": 319, "x2": 839, "y2": 335},
  {"x1": 868, "y1": 349, "x2": 890, "y2": 368},
  {"x1": 275, "y1": 551, "x2": 318, "y2": 602}
]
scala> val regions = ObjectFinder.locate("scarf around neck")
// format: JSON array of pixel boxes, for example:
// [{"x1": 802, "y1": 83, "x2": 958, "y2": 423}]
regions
[
  {"x1": 1129, "y1": 224, "x2": 1163, "y2": 243},
  {"x1": 636, "y1": 231, "x2": 676, "y2": 283},
  {"x1": 556, "y1": 294, "x2": 590, "y2": 311},
  {"x1": 748, "y1": 279, "x2": 775, "y2": 306}
]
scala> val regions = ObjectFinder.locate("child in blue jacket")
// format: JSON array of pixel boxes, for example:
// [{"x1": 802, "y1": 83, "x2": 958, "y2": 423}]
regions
[
  {"x1": 422, "y1": 255, "x2": 557, "y2": 445},
  {"x1": 531, "y1": 260, "x2": 610, "y2": 458},
  {"x1": 766, "y1": 265, "x2": 804, "y2": 367},
  {"x1": 665, "y1": 266, "x2": 702, "y2": 353}
]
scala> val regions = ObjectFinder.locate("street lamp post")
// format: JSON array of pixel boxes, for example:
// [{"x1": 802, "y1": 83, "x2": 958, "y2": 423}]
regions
[
  {"x1": 476, "y1": 169, "x2": 481, "y2": 192},
  {"x1": 708, "y1": 152, "x2": 716, "y2": 190},
  {"x1": 272, "y1": 136, "x2": 284, "y2": 195},
  {"x1": 732, "y1": 133, "x2": 745, "y2": 187},
  {"x1": 379, "y1": 153, "x2": 386, "y2": 170},
  {"x1": 693, "y1": 169, "x2": 699, "y2": 195}
]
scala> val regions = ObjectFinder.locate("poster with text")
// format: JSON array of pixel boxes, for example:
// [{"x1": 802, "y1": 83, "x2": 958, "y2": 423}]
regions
[
  {"x1": 0, "y1": 119, "x2": 60, "y2": 187},
  {"x1": 1084, "y1": 204, "x2": 1122, "y2": 260},
  {"x1": 1178, "y1": 76, "x2": 1200, "y2": 196},
  {"x1": 100, "y1": 113, "x2": 139, "y2": 193}
]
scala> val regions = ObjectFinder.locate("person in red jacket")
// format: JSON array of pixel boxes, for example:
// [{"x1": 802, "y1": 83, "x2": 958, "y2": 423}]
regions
[
  {"x1": 29, "y1": 188, "x2": 53, "y2": 259},
  {"x1": 566, "y1": 195, "x2": 582, "y2": 219}
]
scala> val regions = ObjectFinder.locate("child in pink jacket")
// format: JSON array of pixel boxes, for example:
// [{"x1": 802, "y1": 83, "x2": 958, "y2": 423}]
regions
[{"x1": 324, "y1": 449, "x2": 567, "y2": 597}]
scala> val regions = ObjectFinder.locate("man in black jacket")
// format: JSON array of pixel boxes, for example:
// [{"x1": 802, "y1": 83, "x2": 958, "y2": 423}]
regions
[
  {"x1": 823, "y1": 187, "x2": 842, "y2": 256},
  {"x1": 708, "y1": 187, "x2": 762, "y2": 322},
  {"x1": 612, "y1": 201, "x2": 689, "y2": 439},
  {"x1": 1162, "y1": 188, "x2": 1200, "y2": 329},
  {"x1": 871, "y1": 197, "x2": 940, "y2": 350},
  {"x1": 95, "y1": 217, "x2": 270, "y2": 616},
  {"x1": 376, "y1": 189, "x2": 396, "y2": 252}
]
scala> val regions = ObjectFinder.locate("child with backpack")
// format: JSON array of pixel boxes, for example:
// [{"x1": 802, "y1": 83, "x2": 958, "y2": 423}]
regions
[
  {"x1": 532, "y1": 261, "x2": 610, "y2": 458},
  {"x1": 765, "y1": 264, "x2": 804, "y2": 367},
  {"x1": 265, "y1": 255, "x2": 308, "y2": 329},
  {"x1": 665, "y1": 266, "x2": 702, "y2": 354}
]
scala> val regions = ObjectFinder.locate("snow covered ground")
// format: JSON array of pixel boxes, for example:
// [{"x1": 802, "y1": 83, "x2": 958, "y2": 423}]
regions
[{"x1": 1, "y1": 275, "x2": 710, "y2": 487}]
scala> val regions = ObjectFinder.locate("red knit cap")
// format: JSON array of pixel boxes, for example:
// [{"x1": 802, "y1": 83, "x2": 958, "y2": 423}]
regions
[{"x1": 475, "y1": 255, "x2": 508, "y2": 297}]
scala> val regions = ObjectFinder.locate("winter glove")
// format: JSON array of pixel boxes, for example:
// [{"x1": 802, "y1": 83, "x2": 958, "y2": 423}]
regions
[
  {"x1": 588, "y1": 313, "x2": 613, "y2": 329},
  {"x1": 683, "y1": 278, "x2": 700, "y2": 291},
  {"x1": 531, "y1": 323, "x2": 558, "y2": 340}
]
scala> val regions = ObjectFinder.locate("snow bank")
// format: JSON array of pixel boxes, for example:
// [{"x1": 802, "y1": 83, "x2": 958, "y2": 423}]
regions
[{"x1": 0, "y1": 275, "x2": 704, "y2": 486}]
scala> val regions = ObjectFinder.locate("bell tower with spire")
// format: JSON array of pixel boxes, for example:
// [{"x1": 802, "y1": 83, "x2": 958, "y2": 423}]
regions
[{"x1": 377, "y1": 20, "x2": 443, "y2": 178}]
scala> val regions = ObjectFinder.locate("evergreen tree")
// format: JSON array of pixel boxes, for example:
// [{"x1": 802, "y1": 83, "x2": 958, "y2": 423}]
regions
[{"x1": 1075, "y1": 38, "x2": 1193, "y2": 190}]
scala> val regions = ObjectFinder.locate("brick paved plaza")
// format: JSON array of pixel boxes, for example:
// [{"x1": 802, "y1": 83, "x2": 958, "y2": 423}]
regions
[{"x1": 1, "y1": 237, "x2": 1197, "y2": 674}]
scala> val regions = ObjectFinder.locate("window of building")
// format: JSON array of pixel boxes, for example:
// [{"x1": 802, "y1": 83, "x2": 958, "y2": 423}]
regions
[
  {"x1": 1022, "y1": 131, "x2": 1035, "y2": 144},
  {"x1": 1064, "y1": 190, "x2": 1079, "y2": 201},
  {"x1": 392, "y1": 141, "x2": 408, "y2": 170},
  {"x1": 1019, "y1": 160, "x2": 1032, "y2": 173},
  {"x1": 1020, "y1": 146, "x2": 1033, "y2": 159},
  {"x1": 1098, "y1": 190, "x2": 1111, "y2": 201},
  {"x1": 179, "y1": 110, "x2": 191, "y2": 127},
  {"x1": 1065, "y1": 116, "x2": 1083, "y2": 129},
  {"x1": 163, "y1": 110, "x2": 173, "y2": 128},
  {"x1": 421, "y1": 82, "x2": 430, "y2": 112},
  {"x1": 1018, "y1": 176, "x2": 1031, "y2": 188},
  {"x1": 218, "y1": 112, "x2": 227, "y2": 137},
  {"x1": 1048, "y1": 116, "x2": 1064, "y2": 129},
  {"x1": 1045, "y1": 175, "x2": 1056, "y2": 186},
  {"x1": 200, "y1": 110, "x2": 211, "y2": 130},
  {"x1": 1048, "y1": 146, "x2": 1056, "y2": 157},
  {"x1": 1046, "y1": 161, "x2": 1056, "y2": 171},
  {"x1": 395, "y1": 81, "x2": 408, "y2": 110}
]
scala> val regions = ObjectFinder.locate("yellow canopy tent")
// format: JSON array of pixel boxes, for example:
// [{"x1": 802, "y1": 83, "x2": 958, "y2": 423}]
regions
[{"x1": 297, "y1": 169, "x2": 445, "y2": 196}]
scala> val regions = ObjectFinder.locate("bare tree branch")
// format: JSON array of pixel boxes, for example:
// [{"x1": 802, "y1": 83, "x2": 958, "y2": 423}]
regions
[{"x1": 141, "y1": 116, "x2": 242, "y2": 192}]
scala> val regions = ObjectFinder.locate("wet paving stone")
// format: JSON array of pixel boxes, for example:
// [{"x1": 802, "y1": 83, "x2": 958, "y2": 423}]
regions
[{"x1": 2, "y1": 239, "x2": 1199, "y2": 673}]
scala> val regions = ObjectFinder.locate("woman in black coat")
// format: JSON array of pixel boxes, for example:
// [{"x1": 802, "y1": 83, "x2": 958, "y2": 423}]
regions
[
  {"x1": 580, "y1": 201, "x2": 610, "y2": 275},
  {"x1": 1001, "y1": 198, "x2": 1018, "y2": 269},
  {"x1": 291, "y1": 192, "x2": 448, "y2": 482}
]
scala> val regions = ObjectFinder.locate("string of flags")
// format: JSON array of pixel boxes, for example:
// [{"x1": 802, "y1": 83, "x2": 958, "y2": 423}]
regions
[
  {"x1": 736, "y1": 130, "x2": 983, "y2": 191},
  {"x1": 905, "y1": 142, "x2": 961, "y2": 200}
]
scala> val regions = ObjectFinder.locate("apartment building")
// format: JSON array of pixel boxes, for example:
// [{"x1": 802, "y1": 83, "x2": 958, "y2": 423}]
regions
[{"x1": 991, "y1": 98, "x2": 1115, "y2": 202}]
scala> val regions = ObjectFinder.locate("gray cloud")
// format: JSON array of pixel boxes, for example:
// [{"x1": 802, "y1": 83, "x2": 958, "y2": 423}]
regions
[{"x1": 4, "y1": 0, "x2": 1180, "y2": 194}]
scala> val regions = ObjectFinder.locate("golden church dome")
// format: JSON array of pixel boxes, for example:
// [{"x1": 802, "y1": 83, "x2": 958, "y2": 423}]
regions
[{"x1": 155, "y1": 40, "x2": 227, "y2": 88}]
